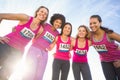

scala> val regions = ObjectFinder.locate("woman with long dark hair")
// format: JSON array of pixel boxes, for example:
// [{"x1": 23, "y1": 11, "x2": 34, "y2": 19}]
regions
[{"x1": 90, "y1": 15, "x2": 120, "y2": 80}]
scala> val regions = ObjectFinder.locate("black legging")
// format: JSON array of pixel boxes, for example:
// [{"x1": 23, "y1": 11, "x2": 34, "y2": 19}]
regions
[
  {"x1": 0, "y1": 43, "x2": 22, "y2": 80},
  {"x1": 52, "y1": 58, "x2": 70, "y2": 80},
  {"x1": 101, "y1": 62, "x2": 120, "y2": 80},
  {"x1": 72, "y1": 62, "x2": 92, "y2": 80}
]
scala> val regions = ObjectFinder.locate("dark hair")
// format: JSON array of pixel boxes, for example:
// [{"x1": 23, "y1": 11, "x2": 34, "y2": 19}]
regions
[
  {"x1": 90, "y1": 15, "x2": 113, "y2": 34},
  {"x1": 60, "y1": 22, "x2": 72, "y2": 37},
  {"x1": 34, "y1": 6, "x2": 49, "y2": 25},
  {"x1": 76, "y1": 25, "x2": 90, "y2": 39},
  {"x1": 50, "y1": 13, "x2": 66, "y2": 29}
]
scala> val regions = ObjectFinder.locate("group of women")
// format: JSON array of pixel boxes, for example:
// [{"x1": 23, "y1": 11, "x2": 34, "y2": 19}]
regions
[{"x1": 0, "y1": 6, "x2": 120, "y2": 80}]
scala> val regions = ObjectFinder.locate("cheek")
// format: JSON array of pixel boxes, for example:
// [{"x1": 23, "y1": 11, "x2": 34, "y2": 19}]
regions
[
  {"x1": 44, "y1": 15, "x2": 47, "y2": 19},
  {"x1": 68, "y1": 29, "x2": 71, "y2": 32},
  {"x1": 90, "y1": 24, "x2": 95, "y2": 28},
  {"x1": 83, "y1": 32, "x2": 87, "y2": 37},
  {"x1": 95, "y1": 25, "x2": 100, "y2": 30},
  {"x1": 90, "y1": 26, "x2": 92, "y2": 29}
]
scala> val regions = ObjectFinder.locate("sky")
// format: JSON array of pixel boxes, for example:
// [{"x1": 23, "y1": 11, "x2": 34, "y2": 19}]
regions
[{"x1": 0, "y1": 0, "x2": 120, "y2": 80}]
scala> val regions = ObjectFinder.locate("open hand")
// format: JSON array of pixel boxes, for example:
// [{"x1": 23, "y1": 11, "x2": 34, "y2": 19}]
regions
[
  {"x1": 113, "y1": 60, "x2": 120, "y2": 68},
  {"x1": 0, "y1": 36, "x2": 10, "y2": 44}
]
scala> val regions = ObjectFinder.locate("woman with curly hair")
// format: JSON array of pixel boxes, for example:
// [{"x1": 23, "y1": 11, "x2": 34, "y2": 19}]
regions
[{"x1": 23, "y1": 13, "x2": 66, "y2": 80}]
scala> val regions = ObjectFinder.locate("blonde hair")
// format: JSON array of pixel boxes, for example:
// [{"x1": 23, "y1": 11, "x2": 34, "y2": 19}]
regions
[{"x1": 76, "y1": 25, "x2": 90, "y2": 39}]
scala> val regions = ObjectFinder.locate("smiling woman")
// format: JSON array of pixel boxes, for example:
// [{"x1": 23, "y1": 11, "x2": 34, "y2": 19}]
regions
[
  {"x1": 0, "y1": 6, "x2": 49, "y2": 80},
  {"x1": 90, "y1": 15, "x2": 120, "y2": 80},
  {"x1": 0, "y1": 0, "x2": 120, "y2": 80}
]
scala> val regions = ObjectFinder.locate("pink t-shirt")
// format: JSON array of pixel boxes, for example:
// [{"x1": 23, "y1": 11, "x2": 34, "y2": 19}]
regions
[
  {"x1": 32, "y1": 23, "x2": 59, "y2": 50},
  {"x1": 92, "y1": 32, "x2": 120, "y2": 62},
  {"x1": 72, "y1": 39, "x2": 89, "y2": 63},
  {"x1": 54, "y1": 36, "x2": 71, "y2": 60},
  {"x1": 6, "y1": 17, "x2": 40, "y2": 51}
]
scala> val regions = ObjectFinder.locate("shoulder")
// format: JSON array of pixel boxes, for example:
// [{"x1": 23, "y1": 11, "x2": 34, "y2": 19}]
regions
[
  {"x1": 71, "y1": 37, "x2": 76, "y2": 47},
  {"x1": 55, "y1": 36, "x2": 59, "y2": 41},
  {"x1": 18, "y1": 13, "x2": 30, "y2": 21},
  {"x1": 108, "y1": 32, "x2": 119, "y2": 38},
  {"x1": 87, "y1": 39, "x2": 92, "y2": 46},
  {"x1": 44, "y1": 23, "x2": 51, "y2": 27},
  {"x1": 70, "y1": 37, "x2": 75, "y2": 41},
  {"x1": 42, "y1": 23, "x2": 51, "y2": 29},
  {"x1": 18, "y1": 14, "x2": 30, "y2": 25},
  {"x1": 107, "y1": 32, "x2": 120, "y2": 42}
]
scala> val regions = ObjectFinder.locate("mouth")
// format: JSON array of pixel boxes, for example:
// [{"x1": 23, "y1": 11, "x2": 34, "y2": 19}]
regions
[
  {"x1": 54, "y1": 25, "x2": 60, "y2": 28},
  {"x1": 90, "y1": 27, "x2": 95, "y2": 31},
  {"x1": 39, "y1": 15, "x2": 45, "y2": 20}
]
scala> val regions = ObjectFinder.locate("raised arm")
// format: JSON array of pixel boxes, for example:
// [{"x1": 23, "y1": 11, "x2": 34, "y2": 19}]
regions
[
  {"x1": 0, "y1": 13, "x2": 30, "y2": 24},
  {"x1": 0, "y1": 36, "x2": 9, "y2": 44},
  {"x1": 47, "y1": 36, "x2": 58, "y2": 51},
  {"x1": 108, "y1": 32, "x2": 120, "y2": 42},
  {"x1": 109, "y1": 32, "x2": 120, "y2": 68}
]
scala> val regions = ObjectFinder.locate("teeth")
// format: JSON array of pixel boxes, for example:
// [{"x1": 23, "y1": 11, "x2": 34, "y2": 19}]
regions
[
  {"x1": 55, "y1": 25, "x2": 59, "y2": 28},
  {"x1": 40, "y1": 16, "x2": 43, "y2": 18},
  {"x1": 39, "y1": 15, "x2": 44, "y2": 18}
]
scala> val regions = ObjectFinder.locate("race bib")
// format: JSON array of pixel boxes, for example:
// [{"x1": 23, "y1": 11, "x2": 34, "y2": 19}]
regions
[
  {"x1": 20, "y1": 27, "x2": 35, "y2": 39},
  {"x1": 59, "y1": 43, "x2": 70, "y2": 52},
  {"x1": 93, "y1": 44, "x2": 108, "y2": 53},
  {"x1": 75, "y1": 49, "x2": 87, "y2": 56},
  {"x1": 43, "y1": 31, "x2": 55, "y2": 43}
]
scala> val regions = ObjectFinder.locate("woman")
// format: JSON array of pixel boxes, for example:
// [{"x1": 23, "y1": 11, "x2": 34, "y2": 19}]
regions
[
  {"x1": 71, "y1": 25, "x2": 92, "y2": 80},
  {"x1": 23, "y1": 13, "x2": 66, "y2": 80},
  {"x1": 0, "y1": 6, "x2": 49, "y2": 79},
  {"x1": 48, "y1": 22, "x2": 72, "y2": 80},
  {"x1": 90, "y1": 15, "x2": 120, "y2": 80}
]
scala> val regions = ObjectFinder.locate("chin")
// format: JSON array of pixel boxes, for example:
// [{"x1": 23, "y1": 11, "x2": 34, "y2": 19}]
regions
[{"x1": 91, "y1": 29, "x2": 96, "y2": 32}]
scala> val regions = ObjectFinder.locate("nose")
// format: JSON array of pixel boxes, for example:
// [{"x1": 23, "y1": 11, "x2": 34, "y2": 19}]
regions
[{"x1": 56, "y1": 23, "x2": 61, "y2": 27}]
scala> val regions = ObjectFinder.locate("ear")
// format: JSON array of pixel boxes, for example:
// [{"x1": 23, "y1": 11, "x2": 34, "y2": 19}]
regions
[{"x1": 100, "y1": 22, "x2": 102, "y2": 26}]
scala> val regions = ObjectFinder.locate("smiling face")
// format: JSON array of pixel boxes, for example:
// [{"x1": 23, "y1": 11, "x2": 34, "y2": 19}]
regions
[
  {"x1": 77, "y1": 25, "x2": 90, "y2": 39},
  {"x1": 53, "y1": 19, "x2": 62, "y2": 29},
  {"x1": 35, "y1": 7, "x2": 49, "y2": 22},
  {"x1": 89, "y1": 17, "x2": 101, "y2": 32},
  {"x1": 78, "y1": 27, "x2": 87, "y2": 38},
  {"x1": 62, "y1": 23, "x2": 72, "y2": 36}
]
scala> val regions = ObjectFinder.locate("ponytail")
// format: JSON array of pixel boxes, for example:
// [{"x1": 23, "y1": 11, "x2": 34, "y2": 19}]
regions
[{"x1": 100, "y1": 26, "x2": 113, "y2": 34}]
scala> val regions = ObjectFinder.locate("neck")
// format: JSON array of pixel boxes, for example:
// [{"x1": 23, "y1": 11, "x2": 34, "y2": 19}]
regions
[
  {"x1": 61, "y1": 34, "x2": 68, "y2": 38},
  {"x1": 51, "y1": 26, "x2": 56, "y2": 31},
  {"x1": 61, "y1": 34, "x2": 68, "y2": 41},
  {"x1": 33, "y1": 18, "x2": 42, "y2": 25},
  {"x1": 94, "y1": 28, "x2": 104, "y2": 36},
  {"x1": 78, "y1": 37, "x2": 86, "y2": 42}
]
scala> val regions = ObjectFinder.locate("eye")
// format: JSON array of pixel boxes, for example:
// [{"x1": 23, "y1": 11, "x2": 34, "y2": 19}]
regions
[
  {"x1": 93, "y1": 22, "x2": 96, "y2": 24},
  {"x1": 90, "y1": 23, "x2": 92, "y2": 25}
]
